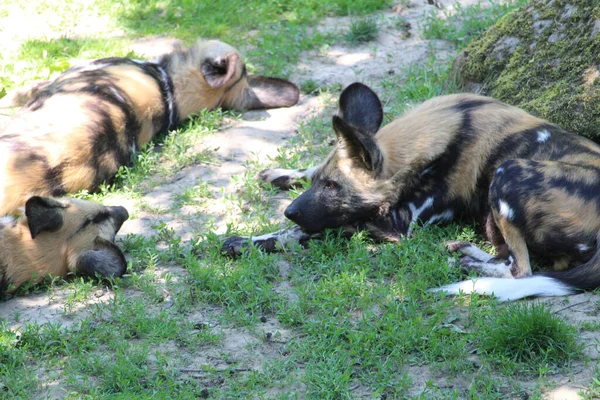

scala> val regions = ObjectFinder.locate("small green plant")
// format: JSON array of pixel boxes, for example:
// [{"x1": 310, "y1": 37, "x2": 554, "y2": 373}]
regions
[
  {"x1": 475, "y1": 302, "x2": 580, "y2": 371},
  {"x1": 300, "y1": 79, "x2": 319, "y2": 94},
  {"x1": 583, "y1": 367, "x2": 600, "y2": 400},
  {"x1": 420, "y1": 0, "x2": 527, "y2": 46},
  {"x1": 344, "y1": 16, "x2": 379, "y2": 45}
]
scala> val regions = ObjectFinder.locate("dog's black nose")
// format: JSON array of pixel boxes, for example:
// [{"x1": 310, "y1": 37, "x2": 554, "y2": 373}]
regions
[{"x1": 284, "y1": 205, "x2": 300, "y2": 222}]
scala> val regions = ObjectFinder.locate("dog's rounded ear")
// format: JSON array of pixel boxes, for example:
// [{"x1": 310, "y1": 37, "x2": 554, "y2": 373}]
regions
[
  {"x1": 333, "y1": 115, "x2": 383, "y2": 173},
  {"x1": 222, "y1": 75, "x2": 300, "y2": 110},
  {"x1": 75, "y1": 237, "x2": 127, "y2": 278},
  {"x1": 338, "y1": 83, "x2": 383, "y2": 135},
  {"x1": 201, "y1": 52, "x2": 240, "y2": 89},
  {"x1": 25, "y1": 196, "x2": 66, "y2": 239}
]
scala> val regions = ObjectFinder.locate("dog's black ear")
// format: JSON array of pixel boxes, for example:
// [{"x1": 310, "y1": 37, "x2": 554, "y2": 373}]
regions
[
  {"x1": 333, "y1": 115, "x2": 383, "y2": 173},
  {"x1": 222, "y1": 75, "x2": 300, "y2": 110},
  {"x1": 75, "y1": 237, "x2": 127, "y2": 278},
  {"x1": 25, "y1": 196, "x2": 66, "y2": 239},
  {"x1": 338, "y1": 82, "x2": 383, "y2": 135},
  {"x1": 201, "y1": 52, "x2": 240, "y2": 89}
]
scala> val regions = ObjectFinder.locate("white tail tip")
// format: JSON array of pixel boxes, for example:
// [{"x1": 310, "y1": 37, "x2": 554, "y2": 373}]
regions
[{"x1": 431, "y1": 276, "x2": 575, "y2": 301}]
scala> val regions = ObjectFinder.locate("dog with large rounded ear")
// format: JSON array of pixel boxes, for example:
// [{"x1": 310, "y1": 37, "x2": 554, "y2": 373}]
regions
[
  {"x1": 333, "y1": 82, "x2": 384, "y2": 174},
  {"x1": 197, "y1": 41, "x2": 299, "y2": 111},
  {"x1": 163, "y1": 39, "x2": 300, "y2": 116},
  {"x1": 23, "y1": 196, "x2": 128, "y2": 282}
]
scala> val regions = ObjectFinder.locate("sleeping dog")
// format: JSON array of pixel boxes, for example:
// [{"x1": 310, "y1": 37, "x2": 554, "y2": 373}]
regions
[
  {"x1": 0, "y1": 196, "x2": 128, "y2": 295},
  {"x1": 224, "y1": 82, "x2": 600, "y2": 301},
  {"x1": 0, "y1": 40, "x2": 299, "y2": 215}
]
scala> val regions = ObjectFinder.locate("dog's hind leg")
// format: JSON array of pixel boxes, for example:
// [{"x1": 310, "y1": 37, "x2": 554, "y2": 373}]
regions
[{"x1": 258, "y1": 165, "x2": 320, "y2": 190}]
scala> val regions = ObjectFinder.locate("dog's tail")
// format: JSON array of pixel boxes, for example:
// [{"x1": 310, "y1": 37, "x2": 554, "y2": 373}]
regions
[
  {"x1": 0, "y1": 80, "x2": 50, "y2": 108},
  {"x1": 433, "y1": 234, "x2": 600, "y2": 301}
]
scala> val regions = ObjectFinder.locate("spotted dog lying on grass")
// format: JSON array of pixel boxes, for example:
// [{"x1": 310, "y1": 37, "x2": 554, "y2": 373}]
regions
[
  {"x1": 0, "y1": 40, "x2": 299, "y2": 215},
  {"x1": 224, "y1": 82, "x2": 600, "y2": 301},
  {"x1": 0, "y1": 196, "x2": 128, "y2": 296}
]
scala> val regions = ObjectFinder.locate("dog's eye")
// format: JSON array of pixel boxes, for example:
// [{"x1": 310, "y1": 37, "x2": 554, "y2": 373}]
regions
[{"x1": 324, "y1": 180, "x2": 339, "y2": 190}]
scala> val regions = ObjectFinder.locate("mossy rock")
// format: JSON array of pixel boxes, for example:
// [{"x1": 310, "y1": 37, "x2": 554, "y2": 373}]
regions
[{"x1": 453, "y1": 0, "x2": 600, "y2": 140}]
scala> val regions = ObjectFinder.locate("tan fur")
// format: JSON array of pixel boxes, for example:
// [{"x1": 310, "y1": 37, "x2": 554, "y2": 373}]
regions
[
  {"x1": 0, "y1": 197, "x2": 128, "y2": 294},
  {"x1": 0, "y1": 39, "x2": 299, "y2": 216},
  {"x1": 372, "y1": 94, "x2": 541, "y2": 204}
]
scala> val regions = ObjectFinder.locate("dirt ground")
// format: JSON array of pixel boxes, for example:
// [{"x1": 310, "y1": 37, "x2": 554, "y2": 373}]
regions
[{"x1": 0, "y1": 1, "x2": 598, "y2": 399}]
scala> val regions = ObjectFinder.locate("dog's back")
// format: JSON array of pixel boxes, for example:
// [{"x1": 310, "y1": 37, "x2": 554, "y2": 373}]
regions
[
  {"x1": 373, "y1": 93, "x2": 600, "y2": 223},
  {"x1": 0, "y1": 59, "x2": 168, "y2": 215}
]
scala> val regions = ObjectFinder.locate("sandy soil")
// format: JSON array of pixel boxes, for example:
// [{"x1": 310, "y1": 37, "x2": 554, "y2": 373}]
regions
[{"x1": 0, "y1": 1, "x2": 597, "y2": 398}]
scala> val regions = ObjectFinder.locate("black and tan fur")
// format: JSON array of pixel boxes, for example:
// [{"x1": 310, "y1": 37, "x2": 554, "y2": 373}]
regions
[
  {"x1": 0, "y1": 196, "x2": 128, "y2": 296},
  {"x1": 0, "y1": 40, "x2": 299, "y2": 215},
  {"x1": 224, "y1": 82, "x2": 600, "y2": 300}
]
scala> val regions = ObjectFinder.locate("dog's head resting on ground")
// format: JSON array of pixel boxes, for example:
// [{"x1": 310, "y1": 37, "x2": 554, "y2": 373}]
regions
[
  {"x1": 285, "y1": 83, "x2": 400, "y2": 232},
  {"x1": 159, "y1": 39, "x2": 300, "y2": 116},
  {"x1": 0, "y1": 196, "x2": 129, "y2": 295}
]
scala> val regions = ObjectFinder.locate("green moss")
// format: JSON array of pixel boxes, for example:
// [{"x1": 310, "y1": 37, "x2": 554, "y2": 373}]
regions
[{"x1": 455, "y1": 0, "x2": 600, "y2": 139}]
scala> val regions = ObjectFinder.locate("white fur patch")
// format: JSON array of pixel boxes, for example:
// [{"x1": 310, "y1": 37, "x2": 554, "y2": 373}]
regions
[
  {"x1": 261, "y1": 166, "x2": 319, "y2": 182},
  {"x1": 110, "y1": 86, "x2": 126, "y2": 104},
  {"x1": 0, "y1": 216, "x2": 15, "y2": 226},
  {"x1": 577, "y1": 243, "x2": 590, "y2": 252},
  {"x1": 537, "y1": 129, "x2": 551, "y2": 143},
  {"x1": 408, "y1": 196, "x2": 434, "y2": 234},
  {"x1": 252, "y1": 226, "x2": 313, "y2": 247},
  {"x1": 431, "y1": 276, "x2": 575, "y2": 301},
  {"x1": 498, "y1": 200, "x2": 514, "y2": 220},
  {"x1": 426, "y1": 209, "x2": 454, "y2": 225}
]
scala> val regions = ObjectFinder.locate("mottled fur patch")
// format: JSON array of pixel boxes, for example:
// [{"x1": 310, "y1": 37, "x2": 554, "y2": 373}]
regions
[
  {"x1": 230, "y1": 83, "x2": 600, "y2": 300},
  {"x1": 0, "y1": 40, "x2": 299, "y2": 215}
]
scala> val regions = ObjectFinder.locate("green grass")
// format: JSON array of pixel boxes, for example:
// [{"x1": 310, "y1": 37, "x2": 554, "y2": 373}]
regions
[
  {"x1": 420, "y1": 0, "x2": 528, "y2": 46},
  {"x1": 474, "y1": 302, "x2": 581, "y2": 374},
  {"x1": 1, "y1": 0, "x2": 596, "y2": 398},
  {"x1": 344, "y1": 16, "x2": 380, "y2": 45},
  {"x1": 0, "y1": 0, "x2": 391, "y2": 90}
]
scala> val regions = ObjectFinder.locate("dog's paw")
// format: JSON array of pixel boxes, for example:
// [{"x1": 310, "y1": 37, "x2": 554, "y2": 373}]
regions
[
  {"x1": 221, "y1": 236, "x2": 250, "y2": 257},
  {"x1": 258, "y1": 168, "x2": 301, "y2": 190},
  {"x1": 445, "y1": 240, "x2": 472, "y2": 253},
  {"x1": 458, "y1": 255, "x2": 479, "y2": 269}
]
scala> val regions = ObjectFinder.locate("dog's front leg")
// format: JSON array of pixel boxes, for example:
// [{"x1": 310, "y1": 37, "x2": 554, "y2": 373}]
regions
[
  {"x1": 221, "y1": 225, "x2": 319, "y2": 256},
  {"x1": 258, "y1": 165, "x2": 321, "y2": 190}
]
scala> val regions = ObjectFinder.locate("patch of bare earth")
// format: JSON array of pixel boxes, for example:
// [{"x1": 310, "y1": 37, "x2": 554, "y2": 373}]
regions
[{"x1": 1, "y1": 1, "x2": 598, "y2": 398}]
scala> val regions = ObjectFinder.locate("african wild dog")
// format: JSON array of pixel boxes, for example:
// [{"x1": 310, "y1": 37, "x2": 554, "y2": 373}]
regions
[
  {"x1": 0, "y1": 40, "x2": 299, "y2": 215},
  {"x1": 223, "y1": 82, "x2": 600, "y2": 301},
  {"x1": 0, "y1": 196, "x2": 128, "y2": 296}
]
